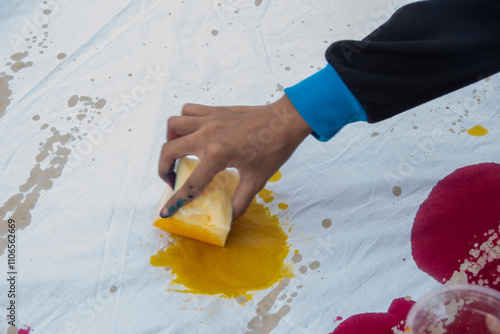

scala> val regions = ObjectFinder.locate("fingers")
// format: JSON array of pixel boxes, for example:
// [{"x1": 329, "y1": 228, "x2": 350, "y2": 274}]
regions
[
  {"x1": 181, "y1": 103, "x2": 213, "y2": 116},
  {"x1": 160, "y1": 158, "x2": 225, "y2": 218},
  {"x1": 231, "y1": 177, "x2": 265, "y2": 220},
  {"x1": 167, "y1": 116, "x2": 201, "y2": 141},
  {"x1": 158, "y1": 139, "x2": 197, "y2": 186}
]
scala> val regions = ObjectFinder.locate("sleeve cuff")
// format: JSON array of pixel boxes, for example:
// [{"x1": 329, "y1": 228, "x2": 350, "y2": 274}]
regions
[{"x1": 284, "y1": 64, "x2": 367, "y2": 142}]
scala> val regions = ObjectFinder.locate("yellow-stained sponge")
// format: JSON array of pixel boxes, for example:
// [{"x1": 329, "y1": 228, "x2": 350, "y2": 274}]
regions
[{"x1": 153, "y1": 157, "x2": 240, "y2": 247}]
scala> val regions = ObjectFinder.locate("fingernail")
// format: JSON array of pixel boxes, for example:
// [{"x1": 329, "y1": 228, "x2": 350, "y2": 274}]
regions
[{"x1": 160, "y1": 206, "x2": 170, "y2": 218}]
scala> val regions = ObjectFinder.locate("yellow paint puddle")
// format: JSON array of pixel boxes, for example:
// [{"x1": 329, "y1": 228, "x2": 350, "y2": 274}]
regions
[
  {"x1": 150, "y1": 198, "x2": 293, "y2": 300},
  {"x1": 467, "y1": 125, "x2": 489, "y2": 137},
  {"x1": 258, "y1": 188, "x2": 275, "y2": 203}
]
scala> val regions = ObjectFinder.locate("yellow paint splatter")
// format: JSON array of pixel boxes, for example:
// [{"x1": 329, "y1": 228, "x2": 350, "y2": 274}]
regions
[
  {"x1": 258, "y1": 188, "x2": 275, "y2": 203},
  {"x1": 278, "y1": 202, "x2": 288, "y2": 210},
  {"x1": 268, "y1": 171, "x2": 282, "y2": 182},
  {"x1": 466, "y1": 125, "x2": 489, "y2": 137},
  {"x1": 150, "y1": 198, "x2": 293, "y2": 300}
]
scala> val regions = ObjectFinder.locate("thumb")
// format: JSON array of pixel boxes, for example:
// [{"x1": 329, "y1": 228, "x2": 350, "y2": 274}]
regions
[{"x1": 160, "y1": 159, "x2": 223, "y2": 218}]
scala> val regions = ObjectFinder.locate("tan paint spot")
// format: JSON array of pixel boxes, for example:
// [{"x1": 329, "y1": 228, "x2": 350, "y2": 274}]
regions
[
  {"x1": 43, "y1": 9, "x2": 52, "y2": 14},
  {"x1": 0, "y1": 127, "x2": 74, "y2": 255},
  {"x1": 246, "y1": 277, "x2": 291, "y2": 333},
  {"x1": 67, "y1": 95, "x2": 78, "y2": 107},
  {"x1": 322, "y1": 218, "x2": 332, "y2": 229},
  {"x1": 309, "y1": 261, "x2": 320, "y2": 270},
  {"x1": 371, "y1": 132, "x2": 379, "y2": 137},
  {"x1": 236, "y1": 295, "x2": 247, "y2": 304},
  {"x1": 76, "y1": 114, "x2": 86, "y2": 120},
  {"x1": 7, "y1": 326, "x2": 18, "y2": 334},
  {"x1": 292, "y1": 253, "x2": 302, "y2": 264},
  {"x1": 11, "y1": 61, "x2": 33, "y2": 73},
  {"x1": 392, "y1": 186, "x2": 402, "y2": 197},
  {"x1": 41, "y1": 123, "x2": 49, "y2": 130},
  {"x1": 32, "y1": 115, "x2": 40, "y2": 121},
  {"x1": 110, "y1": 286, "x2": 117, "y2": 293},
  {"x1": 11, "y1": 51, "x2": 29, "y2": 61},
  {"x1": 255, "y1": 0, "x2": 263, "y2": 6},
  {"x1": 211, "y1": 29, "x2": 219, "y2": 36},
  {"x1": 95, "y1": 98, "x2": 106, "y2": 109},
  {"x1": 299, "y1": 266, "x2": 308, "y2": 274},
  {"x1": 57, "y1": 53, "x2": 67, "y2": 60},
  {"x1": 0, "y1": 72, "x2": 14, "y2": 116}
]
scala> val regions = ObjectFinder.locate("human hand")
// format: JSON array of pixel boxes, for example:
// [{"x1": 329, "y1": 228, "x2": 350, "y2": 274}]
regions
[{"x1": 158, "y1": 94, "x2": 312, "y2": 220}]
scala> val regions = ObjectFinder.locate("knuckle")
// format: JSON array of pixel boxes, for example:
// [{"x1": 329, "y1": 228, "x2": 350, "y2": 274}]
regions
[{"x1": 206, "y1": 142, "x2": 229, "y2": 160}]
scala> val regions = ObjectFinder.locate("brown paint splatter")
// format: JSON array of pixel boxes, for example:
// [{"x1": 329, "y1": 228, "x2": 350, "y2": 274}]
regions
[
  {"x1": 57, "y1": 53, "x2": 67, "y2": 60},
  {"x1": 0, "y1": 72, "x2": 14, "y2": 116},
  {"x1": 236, "y1": 295, "x2": 247, "y2": 304},
  {"x1": 211, "y1": 29, "x2": 219, "y2": 36},
  {"x1": 67, "y1": 95, "x2": 78, "y2": 107},
  {"x1": 255, "y1": 0, "x2": 263, "y2": 6},
  {"x1": 11, "y1": 51, "x2": 29, "y2": 61},
  {"x1": 43, "y1": 9, "x2": 52, "y2": 15},
  {"x1": 371, "y1": 132, "x2": 379, "y2": 137},
  {"x1": 0, "y1": 127, "x2": 74, "y2": 255},
  {"x1": 110, "y1": 286, "x2": 117, "y2": 293},
  {"x1": 299, "y1": 266, "x2": 308, "y2": 274},
  {"x1": 309, "y1": 261, "x2": 320, "y2": 270},
  {"x1": 292, "y1": 253, "x2": 302, "y2": 264},
  {"x1": 11, "y1": 61, "x2": 33, "y2": 73},
  {"x1": 246, "y1": 278, "x2": 291, "y2": 334},
  {"x1": 322, "y1": 218, "x2": 332, "y2": 229},
  {"x1": 7, "y1": 326, "x2": 17, "y2": 334},
  {"x1": 32, "y1": 115, "x2": 40, "y2": 121},
  {"x1": 392, "y1": 186, "x2": 402, "y2": 197}
]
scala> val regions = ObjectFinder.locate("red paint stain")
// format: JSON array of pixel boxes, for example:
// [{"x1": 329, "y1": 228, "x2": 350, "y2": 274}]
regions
[
  {"x1": 411, "y1": 163, "x2": 500, "y2": 286},
  {"x1": 331, "y1": 298, "x2": 415, "y2": 334},
  {"x1": 18, "y1": 327, "x2": 30, "y2": 334},
  {"x1": 334, "y1": 316, "x2": 343, "y2": 322}
]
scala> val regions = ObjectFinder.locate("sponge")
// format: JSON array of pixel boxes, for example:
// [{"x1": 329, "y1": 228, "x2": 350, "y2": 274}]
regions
[{"x1": 153, "y1": 157, "x2": 240, "y2": 247}]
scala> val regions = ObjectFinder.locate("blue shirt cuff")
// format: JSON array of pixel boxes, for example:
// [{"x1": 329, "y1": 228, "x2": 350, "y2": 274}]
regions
[{"x1": 284, "y1": 64, "x2": 367, "y2": 142}]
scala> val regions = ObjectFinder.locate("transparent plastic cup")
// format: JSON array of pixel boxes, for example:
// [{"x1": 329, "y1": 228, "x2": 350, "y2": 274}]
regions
[{"x1": 405, "y1": 285, "x2": 500, "y2": 334}]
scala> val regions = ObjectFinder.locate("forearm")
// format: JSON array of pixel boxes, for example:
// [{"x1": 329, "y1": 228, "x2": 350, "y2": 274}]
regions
[{"x1": 327, "y1": 0, "x2": 500, "y2": 122}]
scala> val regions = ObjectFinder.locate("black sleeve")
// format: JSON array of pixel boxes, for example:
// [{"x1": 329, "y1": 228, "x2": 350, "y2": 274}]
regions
[{"x1": 326, "y1": 0, "x2": 500, "y2": 123}]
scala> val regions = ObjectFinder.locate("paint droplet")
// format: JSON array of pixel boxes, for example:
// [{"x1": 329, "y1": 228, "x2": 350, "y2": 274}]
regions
[
  {"x1": 43, "y1": 9, "x2": 52, "y2": 14},
  {"x1": 11, "y1": 51, "x2": 29, "y2": 61},
  {"x1": 485, "y1": 77, "x2": 491, "y2": 82},
  {"x1": 278, "y1": 202, "x2": 288, "y2": 210},
  {"x1": 128, "y1": 73, "x2": 133, "y2": 77},
  {"x1": 0, "y1": 72, "x2": 14, "y2": 116},
  {"x1": 11, "y1": 61, "x2": 33, "y2": 73},
  {"x1": 76, "y1": 114, "x2": 86, "y2": 120},
  {"x1": 286, "y1": 298, "x2": 292, "y2": 303},
  {"x1": 95, "y1": 98, "x2": 106, "y2": 109},
  {"x1": 258, "y1": 188, "x2": 275, "y2": 203},
  {"x1": 292, "y1": 253, "x2": 302, "y2": 264},
  {"x1": 7, "y1": 326, "x2": 17, "y2": 334},
  {"x1": 309, "y1": 261, "x2": 320, "y2": 270},
  {"x1": 255, "y1": 0, "x2": 262, "y2": 6},
  {"x1": 297, "y1": 285, "x2": 303, "y2": 289},
  {"x1": 32, "y1": 115, "x2": 40, "y2": 121},
  {"x1": 110, "y1": 285, "x2": 117, "y2": 293},
  {"x1": 404, "y1": 295, "x2": 412, "y2": 301},
  {"x1": 322, "y1": 218, "x2": 332, "y2": 229},
  {"x1": 41, "y1": 123, "x2": 49, "y2": 130},
  {"x1": 164, "y1": 266, "x2": 171, "y2": 271},
  {"x1": 335, "y1": 316, "x2": 343, "y2": 322},
  {"x1": 211, "y1": 29, "x2": 219, "y2": 36},
  {"x1": 299, "y1": 266, "x2": 308, "y2": 274},
  {"x1": 466, "y1": 125, "x2": 489, "y2": 137},
  {"x1": 284, "y1": 66, "x2": 291, "y2": 71},
  {"x1": 413, "y1": 126, "x2": 418, "y2": 130},
  {"x1": 68, "y1": 95, "x2": 78, "y2": 107},
  {"x1": 268, "y1": 171, "x2": 282, "y2": 182},
  {"x1": 236, "y1": 295, "x2": 248, "y2": 304},
  {"x1": 57, "y1": 53, "x2": 66, "y2": 60},
  {"x1": 371, "y1": 132, "x2": 379, "y2": 137},
  {"x1": 291, "y1": 292, "x2": 298, "y2": 297},
  {"x1": 392, "y1": 186, "x2": 402, "y2": 197}
]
